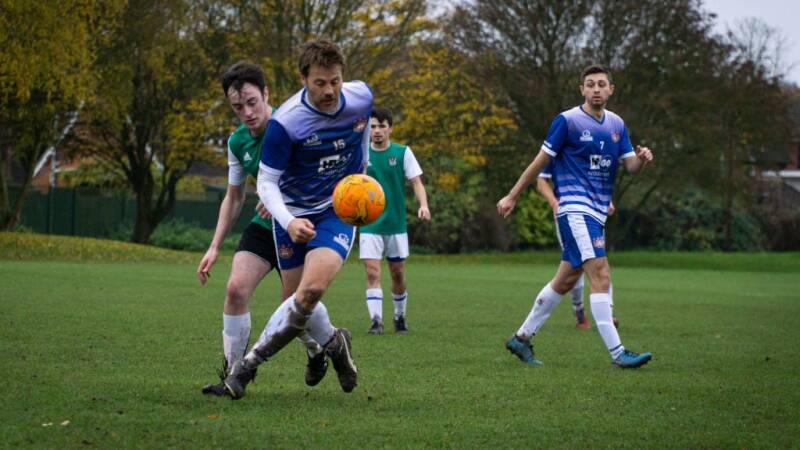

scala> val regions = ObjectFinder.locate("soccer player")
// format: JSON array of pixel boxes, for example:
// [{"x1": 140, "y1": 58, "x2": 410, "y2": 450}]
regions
[
  {"x1": 537, "y1": 162, "x2": 618, "y2": 330},
  {"x1": 197, "y1": 61, "x2": 325, "y2": 396},
  {"x1": 223, "y1": 40, "x2": 372, "y2": 399},
  {"x1": 497, "y1": 64, "x2": 653, "y2": 368},
  {"x1": 360, "y1": 107, "x2": 430, "y2": 335}
]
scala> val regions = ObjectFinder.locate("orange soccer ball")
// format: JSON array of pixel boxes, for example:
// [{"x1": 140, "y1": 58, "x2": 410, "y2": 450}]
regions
[{"x1": 332, "y1": 174, "x2": 386, "y2": 226}]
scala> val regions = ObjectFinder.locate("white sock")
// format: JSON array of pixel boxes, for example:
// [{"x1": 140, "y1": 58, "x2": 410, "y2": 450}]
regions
[
  {"x1": 516, "y1": 283, "x2": 562, "y2": 340},
  {"x1": 571, "y1": 276, "x2": 585, "y2": 312},
  {"x1": 366, "y1": 288, "x2": 383, "y2": 322},
  {"x1": 306, "y1": 301, "x2": 336, "y2": 346},
  {"x1": 297, "y1": 331, "x2": 323, "y2": 356},
  {"x1": 222, "y1": 312, "x2": 251, "y2": 367},
  {"x1": 590, "y1": 293, "x2": 624, "y2": 359},
  {"x1": 392, "y1": 291, "x2": 407, "y2": 319},
  {"x1": 252, "y1": 297, "x2": 294, "y2": 352}
]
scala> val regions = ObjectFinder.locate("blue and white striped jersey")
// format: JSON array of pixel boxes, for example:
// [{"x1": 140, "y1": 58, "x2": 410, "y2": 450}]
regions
[
  {"x1": 541, "y1": 106, "x2": 634, "y2": 224},
  {"x1": 259, "y1": 81, "x2": 373, "y2": 217}
]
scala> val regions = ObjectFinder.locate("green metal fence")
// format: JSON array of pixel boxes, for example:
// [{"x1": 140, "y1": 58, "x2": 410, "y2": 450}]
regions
[{"x1": 10, "y1": 186, "x2": 258, "y2": 237}]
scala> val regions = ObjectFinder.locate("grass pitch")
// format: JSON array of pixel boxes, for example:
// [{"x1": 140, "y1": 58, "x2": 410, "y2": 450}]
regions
[{"x1": 1, "y1": 240, "x2": 798, "y2": 448}]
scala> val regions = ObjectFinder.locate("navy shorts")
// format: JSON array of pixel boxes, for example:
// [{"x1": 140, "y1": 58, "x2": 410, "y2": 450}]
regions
[
  {"x1": 556, "y1": 213, "x2": 607, "y2": 268},
  {"x1": 273, "y1": 208, "x2": 356, "y2": 270}
]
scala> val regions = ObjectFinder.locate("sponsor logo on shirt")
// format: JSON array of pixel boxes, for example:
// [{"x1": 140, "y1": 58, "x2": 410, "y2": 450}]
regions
[
  {"x1": 353, "y1": 117, "x2": 368, "y2": 132},
  {"x1": 303, "y1": 133, "x2": 321, "y2": 147},
  {"x1": 580, "y1": 130, "x2": 594, "y2": 142},
  {"x1": 243, "y1": 152, "x2": 253, "y2": 162},
  {"x1": 279, "y1": 244, "x2": 294, "y2": 259},
  {"x1": 334, "y1": 233, "x2": 351, "y2": 249},
  {"x1": 611, "y1": 132, "x2": 620, "y2": 143},
  {"x1": 388, "y1": 156, "x2": 397, "y2": 166},
  {"x1": 590, "y1": 154, "x2": 613, "y2": 170},
  {"x1": 318, "y1": 154, "x2": 342, "y2": 173}
]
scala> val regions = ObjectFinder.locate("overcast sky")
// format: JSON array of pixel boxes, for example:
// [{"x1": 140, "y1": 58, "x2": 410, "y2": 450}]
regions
[{"x1": 702, "y1": 0, "x2": 800, "y2": 84}]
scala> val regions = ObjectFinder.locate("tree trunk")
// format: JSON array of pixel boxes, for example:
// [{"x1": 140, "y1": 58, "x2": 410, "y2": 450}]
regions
[{"x1": 2, "y1": 156, "x2": 36, "y2": 230}]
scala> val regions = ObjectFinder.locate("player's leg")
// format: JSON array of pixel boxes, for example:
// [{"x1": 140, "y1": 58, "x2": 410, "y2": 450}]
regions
[
  {"x1": 360, "y1": 232, "x2": 384, "y2": 334},
  {"x1": 506, "y1": 214, "x2": 583, "y2": 365},
  {"x1": 296, "y1": 246, "x2": 357, "y2": 392},
  {"x1": 581, "y1": 226, "x2": 649, "y2": 368},
  {"x1": 387, "y1": 233, "x2": 410, "y2": 333},
  {"x1": 202, "y1": 224, "x2": 273, "y2": 396},
  {"x1": 571, "y1": 274, "x2": 589, "y2": 329}
]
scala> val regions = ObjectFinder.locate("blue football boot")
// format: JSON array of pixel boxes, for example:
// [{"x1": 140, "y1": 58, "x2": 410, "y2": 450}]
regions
[
  {"x1": 612, "y1": 349, "x2": 652, "y2": 368},
  {"x1": 505, "y1": 335, "x2": 543, "y2": 366}
]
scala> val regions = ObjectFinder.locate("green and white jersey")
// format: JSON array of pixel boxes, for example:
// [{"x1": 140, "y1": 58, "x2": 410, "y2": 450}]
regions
[
  {"x1": 227, "y1": 123, "x2": 271, "y2": 230},
  {"x1": 361, "y1": 142, "x2": 423, "y2": 235}
]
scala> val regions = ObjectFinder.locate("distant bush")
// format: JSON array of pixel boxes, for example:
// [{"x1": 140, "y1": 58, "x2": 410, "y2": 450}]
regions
[
  {"x1": 107, "y1": 219, "x2": 239, "y2": 252},
  {"x1": 617, "y1": 188, "x2": 764, "y2": 251},
  {"x1": 0, "y1": 231, "x2": 197, "y2": 263}
]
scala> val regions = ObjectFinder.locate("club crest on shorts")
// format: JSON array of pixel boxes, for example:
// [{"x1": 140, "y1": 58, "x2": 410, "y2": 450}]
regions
[
  {"x1": 353, "y1": 117, "x2": 368, "y2": 132},
  {"x1": 278, "y1": 244, "x2": 294, "y2": 259},
  {"x1": 592, "y1": 236, "x2": 605, "y2": 249},
  {"x1": 388, "y1": 156, "x2": 397, "y2": 166}
]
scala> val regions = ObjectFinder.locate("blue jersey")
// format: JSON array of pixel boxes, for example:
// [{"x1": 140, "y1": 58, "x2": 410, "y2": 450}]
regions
[
  {"x1": 539, "y1": 161, "x2": 554, "y2": 179},
  {"x1": 541, "y1": 106, "x2": 634, "y2": 224},
  {"x1": 259, "y1": 81, "x2": 373, "y2": 217}
]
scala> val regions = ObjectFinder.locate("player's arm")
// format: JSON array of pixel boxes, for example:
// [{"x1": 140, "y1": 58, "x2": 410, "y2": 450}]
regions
[
  {"x1": 497, "y1": 150, "x2": 552, "y2": 218},
  {"x1": 536, "y1": 176, "x2": 559, "y2": 213},
  {"x1": 619, "y1": 127, "x2": 652, "y2": 173},
  {"x1": 197, "y1": 150, "x2": 247, "y2": 284},
  {"x1": 256, "y1": 121, "x2": 316, "y2": 243},
  {"x1": 623, "y1": 145, "x2": 653, "y2": 173},
  {"x1": 403, "y1": 147, "x2": 429, "y2": 220},
  {"x1": 409, "y1": 176, "x2": 430, "y2": 220}
]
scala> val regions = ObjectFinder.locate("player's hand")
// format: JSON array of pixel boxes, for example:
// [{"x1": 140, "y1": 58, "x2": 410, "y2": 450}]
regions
[
  {"x1": 255, "y1": 201, "x2": 271, "y2": 219},
  {"x1": 287, "y1": 218, "x2": 316, "y2": 243},
  {"x1": 635, "y1": 145, "x2": 653, "y2": 164},
  {"x1": 197, "y1": 247, "x2": 219, "y2": 285},
  {"x1": 418, "y1": 206, "x2": 431, "y2": 221},
  {"x1": 608, "y1": 201, "x2": 616, "y2": 216},
  {"x1": 496, "y1": 195, "x2": 516, "y2": 218}
]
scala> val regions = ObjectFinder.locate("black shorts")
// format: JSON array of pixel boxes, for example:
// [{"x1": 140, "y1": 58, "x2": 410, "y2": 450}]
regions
[{"x1": 236, "y1": 222, "x2": 280, "y2": 274}]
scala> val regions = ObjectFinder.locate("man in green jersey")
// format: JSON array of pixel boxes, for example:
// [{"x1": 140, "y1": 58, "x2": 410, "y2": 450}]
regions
[
  {"x1": 198, "y1": 61, "x2": 326, "y2": 396},
  {"x1": 360, "y1": 107, "x2": 430, "y2": 334}
]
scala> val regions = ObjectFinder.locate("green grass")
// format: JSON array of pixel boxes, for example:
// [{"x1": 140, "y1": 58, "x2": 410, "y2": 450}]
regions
[{"x1": 1, "y1": 239, "x2": 799, "y2": 448}]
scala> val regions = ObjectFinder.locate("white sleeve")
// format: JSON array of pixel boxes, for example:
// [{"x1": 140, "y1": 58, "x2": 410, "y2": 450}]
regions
[
  {"x1": 257, "y1": 162, "x2": 294, "y2": 229},
  {"x1": 403, "y1": 147, "x2": 423, "y2": 180},
  {"x1": 361, "y1": 127, "x2": 370, "y2": 171},
  {"x1": 228, "y1": 147, "x2": 246, "y2": 185}
]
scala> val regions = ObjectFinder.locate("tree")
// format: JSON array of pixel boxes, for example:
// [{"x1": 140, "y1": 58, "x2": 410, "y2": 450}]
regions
[
  {"x1": 71, "y1": 0, "x2": 223, "y2": 243},
  {"x1": 196, "y1": 0, "x2": 431, "y2": 104},
  {"x1": 372, "y1": 42, "x2": 519, "y2": 251},
  {"x1": 0, "y1": 0, "x2": 121, "y2": 229}
]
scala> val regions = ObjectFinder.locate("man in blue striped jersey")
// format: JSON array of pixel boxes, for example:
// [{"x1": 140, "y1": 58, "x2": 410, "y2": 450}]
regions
[
  {"x1": 497, "y1": 64, "x2": 652, "y2": 368},
  {"x1": 224, "y1": 40, "x2": 372, "y2": 398}
]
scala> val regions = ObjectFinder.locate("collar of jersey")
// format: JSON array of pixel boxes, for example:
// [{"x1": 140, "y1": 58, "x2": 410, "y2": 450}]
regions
[
  {"x1": 301, "y1": 88, "x2": 346, "y2": 118},
  {"x1": 579, "y1": 105, "x2": 605, "y2": 124}
]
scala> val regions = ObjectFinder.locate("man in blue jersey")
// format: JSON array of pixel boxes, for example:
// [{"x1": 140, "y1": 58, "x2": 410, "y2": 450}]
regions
[
  {"x1": 537, "y1": 162, "x2": 618, "y2": 330},
  {"x1": 223, "y1": 40, "x2": 372, "y2": 399},
  {"x1": 197, "y1": 61, "x2": 325, "y2": 396},
  {"x1": 497, "y1": 64, "x2": 653, "y2": 368}
]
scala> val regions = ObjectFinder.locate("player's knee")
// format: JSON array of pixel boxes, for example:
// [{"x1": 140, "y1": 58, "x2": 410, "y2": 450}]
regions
[
  {"x1": 225, "y1": 280, "x2": 251, "y2": 308},
  {"x1": 298, "y1": 284, "x2": 326, "y2": 305},
  {"x1": 365, "y1": 265, "x2": 381, "y2": 284}
]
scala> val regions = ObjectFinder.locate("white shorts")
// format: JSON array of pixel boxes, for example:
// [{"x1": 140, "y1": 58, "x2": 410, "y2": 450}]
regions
[{"x1": 359, "y1": 233, "x2": 409, "y2": 261}]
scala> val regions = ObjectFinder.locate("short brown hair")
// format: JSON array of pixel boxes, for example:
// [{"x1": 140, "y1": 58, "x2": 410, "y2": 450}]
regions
[
  {"x1": 581, "y1": 64, "x2": 612, "y2": 84},
  {"x1": 298, "y1": 40, "x2": 346, "y2": 77}
]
